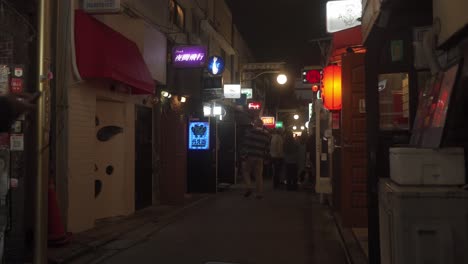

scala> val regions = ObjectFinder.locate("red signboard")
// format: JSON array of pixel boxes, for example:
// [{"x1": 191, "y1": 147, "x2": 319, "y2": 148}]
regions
[
  {"x1": 248, "y1": 102, "x2": 262, "y2": 110},
  {"x1": 10, "y1": 78, "x2": 24, "y2": 93},
  {"x1": 306, "y1": 69, "x2": 321, "y2": 84}
]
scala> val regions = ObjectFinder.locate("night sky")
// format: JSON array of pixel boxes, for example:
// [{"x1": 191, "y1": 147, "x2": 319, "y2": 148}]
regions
[{"x1": 226, "y1": 0, "x2": 330, "y2": 76}]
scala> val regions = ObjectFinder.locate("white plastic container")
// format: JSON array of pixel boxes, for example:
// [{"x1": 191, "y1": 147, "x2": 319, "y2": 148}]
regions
[
  {"x1": 389, "y1": 147, "x2": 465, "y2": 185},
  {"x1": 379, "y1": 179, "x2": 468, "y2": 264}
]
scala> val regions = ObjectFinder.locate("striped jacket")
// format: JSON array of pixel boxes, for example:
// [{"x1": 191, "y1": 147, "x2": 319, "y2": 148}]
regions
[{"x1": 241, "y1": 126, "x2": 271, "y2": 159}]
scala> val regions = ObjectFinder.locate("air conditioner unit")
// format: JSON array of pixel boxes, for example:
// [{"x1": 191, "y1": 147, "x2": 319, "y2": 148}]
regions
[{"x1": 83, "y1": 0, "x2": 121, "y2": 14}]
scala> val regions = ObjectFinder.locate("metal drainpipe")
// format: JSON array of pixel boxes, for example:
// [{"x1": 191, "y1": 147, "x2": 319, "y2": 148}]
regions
[{"x1": 35, "y1": 0, "x2": 52, "y2": 262}]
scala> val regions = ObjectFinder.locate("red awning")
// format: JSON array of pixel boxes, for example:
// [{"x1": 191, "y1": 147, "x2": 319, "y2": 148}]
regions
[
  {"x1": 330, "y1": 26, "x2": 365, "y2": 63},
  {"x1": 74, "y1": 10, "x2": 154, "y2": 94}
]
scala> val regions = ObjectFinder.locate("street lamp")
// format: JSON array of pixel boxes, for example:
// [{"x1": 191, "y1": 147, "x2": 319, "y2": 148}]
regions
[
  {"x1": 276, "y1": 74, "x2": 288, "y2": 85},
  {"x1": 293, "y1": 114, "x2": 299, "y2": 120}
]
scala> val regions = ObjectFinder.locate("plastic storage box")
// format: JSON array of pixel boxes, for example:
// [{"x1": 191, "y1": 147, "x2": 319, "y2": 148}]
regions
[
  {"x1": 389, "y1": 147, "x2": 465, "y2": 185},
  {"x1": 379, "y1": 179, "x2": 468, "y2": 264}
]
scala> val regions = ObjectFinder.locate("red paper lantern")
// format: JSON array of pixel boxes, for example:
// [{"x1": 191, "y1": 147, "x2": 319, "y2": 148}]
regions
[{"x1": 322, "y1": 65, "x2": 342, "y2": 111}]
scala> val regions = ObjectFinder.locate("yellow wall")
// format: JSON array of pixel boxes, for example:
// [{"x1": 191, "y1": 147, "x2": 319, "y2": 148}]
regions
[
  {"x1": 68, "y1": 8, "x2": 159, "y2": 232},
  {"x1": 67, "y1": 80, "x2": 149, "y2": 232}
]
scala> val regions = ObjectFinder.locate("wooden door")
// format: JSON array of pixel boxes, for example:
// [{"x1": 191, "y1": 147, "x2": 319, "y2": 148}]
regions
[
  {"x1": 160, "y1": 109, "x2": 187, "y2": 204},
  {"x1": 340, "y1": 53, "x2": 368, "y2": 227},
  {"x1": 135, "y1": 106, "x2": 153, "y2": 210},
  {"x1": 95, "y1": 100, "x2": 126, "y2": 219}
]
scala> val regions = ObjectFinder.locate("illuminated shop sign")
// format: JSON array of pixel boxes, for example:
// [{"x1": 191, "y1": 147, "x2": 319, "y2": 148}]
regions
[
  {"x1": 189, "y1": 121, "x2": 210, "y2": 150},
  {"x1": 326, "y1": 0, "x2": 362, "y2": 33},
  {"x1": 248, "y1": 102, "x2": 261, "y2": 110},
  {"x1": 241, "y1": 88, "x2": 253, "y2": 99},
  {"x1": 207, "y1": 56, "x2": 225, "y2": 75},
  {"x1": 172, "y1": 45, "x2": 207, "y2": 68},
  {"x1": 275, "y1": 121, "x2": 284, "y2": 128},
  {"x1": 224, "y1": 84, "x2": 241, "y2": 99},
  {"x1": 261, "y1": 116, "x2": 276, "y2": 128}
]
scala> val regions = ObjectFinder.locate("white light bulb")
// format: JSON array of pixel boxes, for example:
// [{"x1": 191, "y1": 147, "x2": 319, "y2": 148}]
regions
[
  {"x1": 294, "y1": 114, "x2": 299, "y2": 120},
  {"x1": 293, "y1": 126, "x2": 297, "y2": 130},
  {"x1": 277, "y1": 74, "x2": 288, "y2": 85}
]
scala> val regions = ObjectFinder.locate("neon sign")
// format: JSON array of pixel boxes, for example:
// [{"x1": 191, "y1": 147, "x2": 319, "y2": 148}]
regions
[
  {"x1": 188, "y1": 122, "x2": 210, "y2": 150},
  {"x1": 261, "y1": 116, "x2": 275, "y2": 128},
  {"x1": 248, "y1": 102, "x2": 261, "y2": 110},
  {"x1": 207, "y1": 56, "x2": 225, "y2": 75},
  {"x1": 172, "y1": 46, "x2": 207, "y2": 68}
]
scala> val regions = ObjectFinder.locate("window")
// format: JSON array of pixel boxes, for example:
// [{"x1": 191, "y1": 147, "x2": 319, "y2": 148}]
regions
[
  {"x1": 379, "y1": 73, "x2": 410, "y2": 130},
  {"x1": 169, "y1": 0, "x2": 185, "y2": 30}
]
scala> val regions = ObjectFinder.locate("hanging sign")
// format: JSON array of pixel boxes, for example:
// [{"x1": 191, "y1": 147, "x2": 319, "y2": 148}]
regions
[
  {"x1": 188, "y1": 121, "x2": 210, "y2": 150},
  {"x1": 326, "y1": 0, "x2": 362, "y2": 33},
  {"x1": 207, "y1": 56, "x2": 225, "y2": 75},
  {"x1": 223, "y1": 84, "x2": 241, "y2": 99},
  {"x1": 172, "y1": 45, "x2": 207, "y2": 68}
]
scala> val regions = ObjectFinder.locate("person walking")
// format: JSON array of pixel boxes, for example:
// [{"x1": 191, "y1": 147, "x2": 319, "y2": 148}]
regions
[
  {"x1": 270, "y1": 128, "x2": 284, "y2": 188},
  {"x1": 283, "y1": 130, "x2": 299, "y2": 191},
  {"x1": 241, "y1": 118, "x2": 271, "y2": 199}
]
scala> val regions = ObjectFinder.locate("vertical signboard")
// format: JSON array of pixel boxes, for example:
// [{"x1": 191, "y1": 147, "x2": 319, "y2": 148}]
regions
[{"x1": 188, "y1": 121, "x2": 210, "y2": 150}]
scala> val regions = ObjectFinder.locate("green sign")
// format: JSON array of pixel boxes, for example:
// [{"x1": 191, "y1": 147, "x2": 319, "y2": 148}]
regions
[{"x1": 275, "y1": 121, "x2": 283, "y2": 128}]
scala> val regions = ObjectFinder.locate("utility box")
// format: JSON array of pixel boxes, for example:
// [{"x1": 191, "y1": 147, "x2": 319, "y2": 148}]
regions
[
  {"x1": 389, "y1": 147, "x2": 465, "y2": 185},
  {"x1": 379, "y1": 179, "x2": 468, "y2": 264}
]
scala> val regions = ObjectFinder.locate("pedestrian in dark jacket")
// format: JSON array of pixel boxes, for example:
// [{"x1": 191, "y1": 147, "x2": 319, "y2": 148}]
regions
[
  {"x1": 283, "y1": 130, "x2": 299, "y2": 190},
  {"x1": 241, "y1": 118, "x2": 271, "y2": 199}
]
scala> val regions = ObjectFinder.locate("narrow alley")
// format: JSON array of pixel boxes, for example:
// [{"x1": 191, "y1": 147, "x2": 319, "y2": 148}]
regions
[{"x1": 97, "y1": 184, "x2": 347, "y2": 264}]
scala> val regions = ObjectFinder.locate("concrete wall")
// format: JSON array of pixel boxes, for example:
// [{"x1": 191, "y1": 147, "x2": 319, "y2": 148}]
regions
[{"x1": 433, "y1": 0, "x2": 468, "y2": 46}]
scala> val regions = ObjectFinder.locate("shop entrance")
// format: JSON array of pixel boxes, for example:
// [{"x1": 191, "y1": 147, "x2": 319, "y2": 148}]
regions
[{"x1": 135, "y1": 106, "x2": 153, "y2": 210}]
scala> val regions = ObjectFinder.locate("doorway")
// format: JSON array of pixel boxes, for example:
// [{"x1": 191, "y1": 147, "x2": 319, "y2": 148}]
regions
[
  {"x1": 217, "y1": 121, "x2": 236, "y2": 185},
  {"x1": 135, "y1": 106, "x2": 153, "y2": 210}
]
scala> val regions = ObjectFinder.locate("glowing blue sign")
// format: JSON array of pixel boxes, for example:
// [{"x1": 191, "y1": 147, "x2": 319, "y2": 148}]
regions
[
  {"x1": 189, "y1": 122, "x2": 210, "y2": 150},
  {"x1": 207, "y1": 56, "x2": 225, "y2": 75}
]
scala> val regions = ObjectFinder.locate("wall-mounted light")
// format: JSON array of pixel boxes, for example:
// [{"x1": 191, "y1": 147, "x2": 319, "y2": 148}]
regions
[
  {"x1": 213, "y1": 105, "x2": 222, "y2": 116},
  {"x1": 180, "y1": 96, "x2": 187, "y2": 103},
  {"x1": 301, "y1": 126, "x2": 305, "y2": 130},
  {"x1": 293, "y1": 114, "x2": 299, "y2": 120},
  {"x1": 293, "y1": 126, "x2": 297, "y2": 130},
  {"x1": 203, "y1": 105, "x2": 212, "y2": 117},
  {"x1": 161, "y1": 91, "x2": 169, "y2": 98}
]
